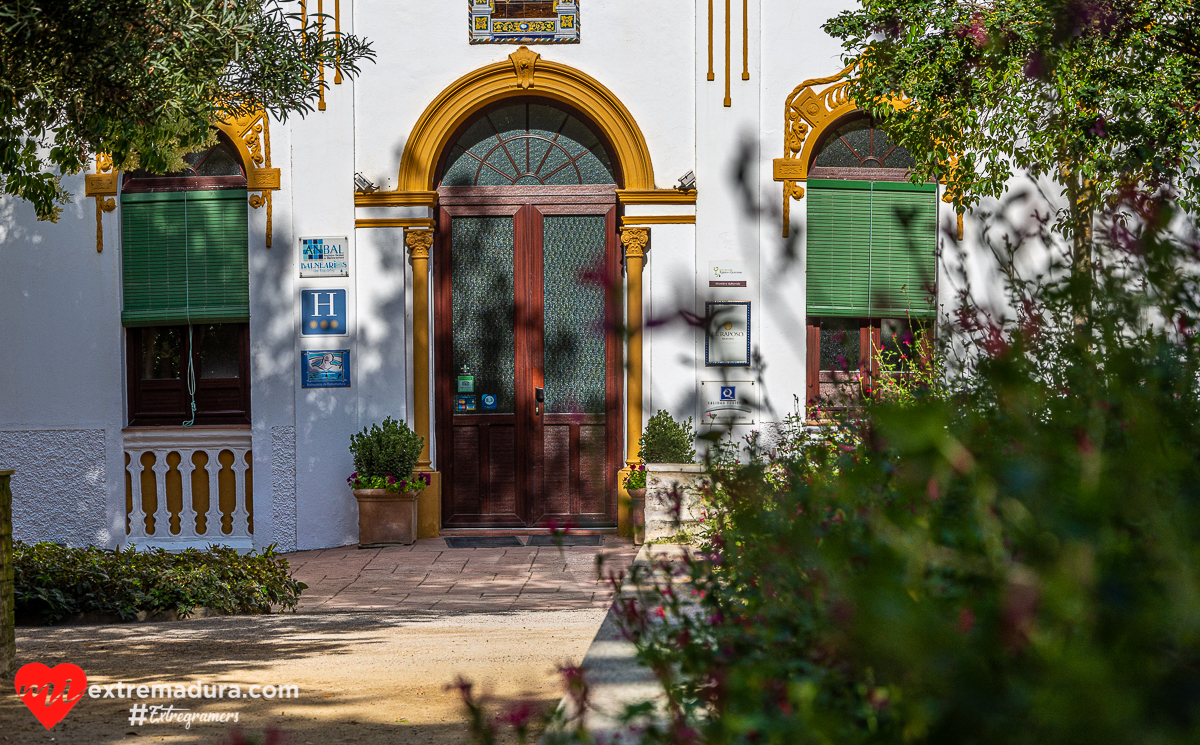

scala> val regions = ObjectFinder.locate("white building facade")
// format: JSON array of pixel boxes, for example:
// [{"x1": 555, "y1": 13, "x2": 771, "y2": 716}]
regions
[{"x1": 0, "y1": 0, "x2": 952, "y2": 551}]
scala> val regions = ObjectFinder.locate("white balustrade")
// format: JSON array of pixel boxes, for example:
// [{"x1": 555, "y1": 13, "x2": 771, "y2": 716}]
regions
[{"x1": 123, "y1": 428, "x2": 253, "y2": 550}]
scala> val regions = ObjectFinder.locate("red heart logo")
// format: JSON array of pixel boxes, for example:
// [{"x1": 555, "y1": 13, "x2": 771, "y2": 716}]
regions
[{"x1": 14, "y1": 663, "x2": 88, "y2": 730}]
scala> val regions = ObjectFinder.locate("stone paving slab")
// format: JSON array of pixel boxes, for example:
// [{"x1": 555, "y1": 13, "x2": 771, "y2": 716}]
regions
[{"x1": 283, "y1": 535, "x2": 638, "y2": 613}]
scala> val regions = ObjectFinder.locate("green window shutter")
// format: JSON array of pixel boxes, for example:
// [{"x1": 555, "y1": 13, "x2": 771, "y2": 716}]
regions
[
  {"x1": 870, "y1": 182, "x2": 937, "y2": 318},
  {"x1": 121, "y1": 190, "x2": 249, "y2": 326},
  {"x1": 807, "y1": 180, "x2": 873, "y2": 317},
  {"x1": 806, "y1": 179, "x2": 937, "y2": 319}
]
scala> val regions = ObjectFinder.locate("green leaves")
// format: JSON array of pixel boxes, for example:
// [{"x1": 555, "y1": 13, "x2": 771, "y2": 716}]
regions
[
  {"x1": 12, "y1": 542, "x2": 305, "y2": 624},
  {"x1": 348, "y1": 416, "x2": 424, "y2": 482},
  {"x1": 0, "y1": 0, "x2": 374, "y2": 220},
  {"x1": 639, "y1": 410, "x2": 698, "y2": 464}
]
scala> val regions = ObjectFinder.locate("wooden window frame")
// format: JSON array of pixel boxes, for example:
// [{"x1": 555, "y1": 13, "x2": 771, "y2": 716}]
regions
[{"x1": 126, "y1": 324, "x2": 251, "y2": 427}]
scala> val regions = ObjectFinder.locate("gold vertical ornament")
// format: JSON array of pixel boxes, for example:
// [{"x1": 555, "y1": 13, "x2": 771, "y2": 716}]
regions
[
  {"x1": 317, "y1": 0, "x2": 326, "y2": 111},
  {"x1": 85, "y1": 153, "x2": 117, "y2": 253},
  {"x1": 707, "y1": 0, "x2": 715, "y2": 81},
  {"x1": 742, "y1": 0, "x2": 749, "y2": 80},
  {"x1": 333, "y1": 0, "x2": 343, "y2": 84},
  {"x1": 724, "y1": 0, "x2": 732, "y2": 106},
  {"x1": 405, "y1": 229, "x2": 435, "y2": 472}
]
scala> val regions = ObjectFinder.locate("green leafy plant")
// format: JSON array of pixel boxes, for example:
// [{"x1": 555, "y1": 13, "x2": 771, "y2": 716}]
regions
[
  {"x1": 347, "y1": 416, "x2": 424, "y2": 489},
  {"x1": 638, "y1": 410, "x2": 697, "y2": 463},
  {"x1": 13, "y1": 543, "x2": 305, "y2": 625}
]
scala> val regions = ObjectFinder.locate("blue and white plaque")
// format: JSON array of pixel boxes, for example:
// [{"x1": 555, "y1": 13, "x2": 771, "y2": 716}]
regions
[
  {"x1": 301, "y1": 350, "x2": 350, "y2": 388},
  {"x1": 299, "y1": 236, "x2": 349, "y2": 278}
]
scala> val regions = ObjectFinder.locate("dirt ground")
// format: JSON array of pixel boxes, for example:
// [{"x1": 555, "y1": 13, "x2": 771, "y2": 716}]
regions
[{"x1": 0, "y1": 609, "x2": 608, "y2": 744}]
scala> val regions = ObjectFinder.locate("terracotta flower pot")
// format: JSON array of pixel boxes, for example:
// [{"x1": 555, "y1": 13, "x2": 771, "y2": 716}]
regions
[
  {"x1": 353, "y1": 488, "x2": 420, "y2": 547},
  {"x1": 627, "y1": 487, "x2": 647, "y2": 545}
]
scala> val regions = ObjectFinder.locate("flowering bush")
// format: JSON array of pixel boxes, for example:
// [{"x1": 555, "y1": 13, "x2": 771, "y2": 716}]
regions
[
  {"x1": 346, "y1": 471, "x2": 431, "y2": 493},
  {"x1": 623, "y1": 463, "x2": 647, "y2": 490}
]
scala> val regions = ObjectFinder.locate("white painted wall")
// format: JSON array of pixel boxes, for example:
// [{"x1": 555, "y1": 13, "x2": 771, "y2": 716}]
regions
[{"x1": 0, "y1": 0, "x2": 998, "y2": 548}]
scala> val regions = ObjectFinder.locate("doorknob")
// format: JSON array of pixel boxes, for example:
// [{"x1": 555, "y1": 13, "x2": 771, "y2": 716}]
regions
[{"x1": 534, "y1": 387, "x2": 544, "y2": 416}]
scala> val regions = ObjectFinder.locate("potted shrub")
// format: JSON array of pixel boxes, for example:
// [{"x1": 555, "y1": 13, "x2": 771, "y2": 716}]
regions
[
  {"x1": 623, "y1": 464, "x2": 647, "y2": 545},
  {"x1": 639, "y1": 411, "x2": 705, "y2": 543},
  {"x1": 347, "y1": 417, "x2": 427, "y2": 547}
]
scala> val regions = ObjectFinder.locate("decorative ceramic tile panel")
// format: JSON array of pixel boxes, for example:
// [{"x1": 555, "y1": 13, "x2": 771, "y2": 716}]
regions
[{"x1": 469, "y1": 0, "x2": 579, "y2": 44}]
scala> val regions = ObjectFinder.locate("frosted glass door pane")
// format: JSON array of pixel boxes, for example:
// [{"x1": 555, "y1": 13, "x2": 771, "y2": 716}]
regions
[
  {"x1": 452, "y1": 216, "x2": 515, "y2": 414},
  {"x1": 542, "y1": 215, "x2": 606, "y2": 413}
]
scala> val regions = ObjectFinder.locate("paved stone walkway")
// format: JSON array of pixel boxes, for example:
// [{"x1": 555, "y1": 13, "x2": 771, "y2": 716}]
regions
[{"x1": 284, "y1": 536, "x2": 639, "y2": 613}]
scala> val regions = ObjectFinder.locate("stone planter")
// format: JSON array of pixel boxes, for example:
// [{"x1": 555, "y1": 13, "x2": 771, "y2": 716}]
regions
[
  {"x1": 645, "y1": 464, "x2": 707, "y2": 543},
  {"x1": 626, "y1": 488, "x2": 647, "y2": 545},
  {"x1": 353, "y1": 489, "x2": 420, "y2": 547}
]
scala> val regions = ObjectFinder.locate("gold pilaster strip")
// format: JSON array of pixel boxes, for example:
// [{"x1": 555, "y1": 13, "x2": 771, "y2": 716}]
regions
[
  {"x1": 354, "y1": 218, "x2": 436, "y2": 229},
  {"x1": 724, "y1": 0, "x2": 732, "y2": 106},
  {"x1": 616, "y1": 189, "x2": 697, "y2": 205},
  {"x1": 742, "y1": 0, "x2": 749, "y2": 80},
  {"x1": 405, "y1": 229, "x2": 435, "y2": 471},
  {"x1": 707, "y1": 0, "x2": 715, "y2": 81},
  {"x1": 621, "y1": 227, "x2": 649, "y2": 467},
  {"x1": 620, "y1": 215, "x2": 695, "y2": 226}
]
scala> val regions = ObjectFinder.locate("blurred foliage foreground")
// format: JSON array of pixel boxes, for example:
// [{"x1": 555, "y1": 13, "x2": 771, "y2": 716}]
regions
[
  {"x1": 460, "y1": 187, "x2": 1200, "y2": 745},
  {"x1": 601, "y1": 188, "x2": 1200, "y2": 744}
]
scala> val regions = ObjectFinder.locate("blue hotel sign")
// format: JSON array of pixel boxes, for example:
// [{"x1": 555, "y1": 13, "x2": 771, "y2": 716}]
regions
[{"x1": 301, "y1": 289, "x2": 347, "y2": 336}]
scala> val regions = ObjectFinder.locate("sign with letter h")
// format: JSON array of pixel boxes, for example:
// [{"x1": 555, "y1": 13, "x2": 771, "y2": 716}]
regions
[{"x1": 301, "y1": 289, "x2": 348, "y2": 336}]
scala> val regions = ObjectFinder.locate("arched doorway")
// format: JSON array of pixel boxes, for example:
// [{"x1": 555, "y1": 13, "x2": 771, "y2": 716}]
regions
[{"x1": 434, "y1": 100, "x2": 622, "y2": 528}]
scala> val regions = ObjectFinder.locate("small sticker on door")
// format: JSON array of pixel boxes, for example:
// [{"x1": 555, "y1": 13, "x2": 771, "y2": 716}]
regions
[
  {"x1": 481, "y1": 393, "x2": 497, "y2": 410},
  {"x1": 458, "y1": 375, "x2": 474, "y2": 393},
  {"x1": 456, "y1": 395, "x2": 477, "y2": 412}
]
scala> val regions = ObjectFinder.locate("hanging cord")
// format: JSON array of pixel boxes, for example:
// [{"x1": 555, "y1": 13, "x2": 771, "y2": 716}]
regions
[{"x1": 182, "y1": 192, "x2": 198, "y2": 427}]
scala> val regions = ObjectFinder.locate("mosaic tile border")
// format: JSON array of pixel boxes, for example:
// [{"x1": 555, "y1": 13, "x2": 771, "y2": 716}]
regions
[{"x1": 469, "y1": 0, "x2": 580, "y2": 44}]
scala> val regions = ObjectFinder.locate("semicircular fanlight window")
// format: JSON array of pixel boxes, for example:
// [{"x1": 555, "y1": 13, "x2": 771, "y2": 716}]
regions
[
  {"x1": 812, "y1": 119, "x2": 916, "y2": 171},
  {"x1": 440, "y1": 103, "x2": 616, "y2": 187},
  {"x1": 126, "y1": 135, "x2": 246, "y2": 181}
]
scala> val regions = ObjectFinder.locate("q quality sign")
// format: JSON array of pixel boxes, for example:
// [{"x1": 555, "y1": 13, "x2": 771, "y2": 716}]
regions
[
  {"x1": 299, "y1": 236, "x2": 349, "y2": 277},
  {"x1": 705, "y1": 301, "x2": 751, "y2": 366}
]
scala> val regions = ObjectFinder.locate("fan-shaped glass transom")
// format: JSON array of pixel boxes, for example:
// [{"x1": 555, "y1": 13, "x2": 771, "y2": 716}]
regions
[
  {"x1": 813, "y1": 119, "x2": 916, "y2": 171},
  {"x1": 440, "y1": 103, "x2": 616, "y2": 187}
]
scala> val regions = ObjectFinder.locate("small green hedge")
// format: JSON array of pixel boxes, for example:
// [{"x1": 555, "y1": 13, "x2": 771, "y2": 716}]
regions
[{"x1": 14, "y1": 542, "x2": 306, "y2": 625}]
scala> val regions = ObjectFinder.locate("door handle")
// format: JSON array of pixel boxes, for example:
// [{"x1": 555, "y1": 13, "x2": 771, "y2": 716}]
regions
[{"x1": 534, "y1": 387, "x2": 544, "y2": 416}]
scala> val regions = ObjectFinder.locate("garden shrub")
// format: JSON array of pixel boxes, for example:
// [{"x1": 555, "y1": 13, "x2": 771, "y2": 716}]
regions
[
  {"x1": 14, "y1": 542, "x2": 306, "y2": 624},
  {"x1": 639, "y1": 410, "x2": 697, "y2": 464},
  {"x1": 348, "y1": 415, "x2": 424, "y2": 481}
]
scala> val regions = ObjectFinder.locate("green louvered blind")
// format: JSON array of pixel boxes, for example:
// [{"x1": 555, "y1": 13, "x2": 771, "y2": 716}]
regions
[
  {"x1": 121, "y1": 190, "x2": 249, "y2": 327},
  {"x1": 807, "y1": 180, "x2": 937, "y2": 318}
]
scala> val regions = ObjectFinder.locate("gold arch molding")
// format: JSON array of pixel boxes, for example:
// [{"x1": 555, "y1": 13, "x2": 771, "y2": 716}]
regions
[
  {"x1": 360, "y1": 47, "x2": 657, "y2": 206},
  {"x1": 771, "y1": 64, "x2": 859, "y2": 238},
  {"x1": 85, "y1": 110, "x2": 282, "y2": 250}
]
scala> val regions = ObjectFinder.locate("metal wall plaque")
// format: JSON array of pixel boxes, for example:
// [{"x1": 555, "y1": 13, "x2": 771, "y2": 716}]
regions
[
  {"x1": 705, "y1": 301, "x2": 751, "y2": 366},
  {"x1": 301, "y1": 350, "x2": 350, "y2": 388},
  {"x1": 301, "y1": 289, "x2": 348, "y2": 336},
  {"x1": 700, "y1": 380, "x2": 755, "y2": 425},
  {"x1": 299, "y1": 236, "x2": 349, "y2": 277},
  {"x1": 708, "y1": 261, "x2": 747, "y2": 287}
]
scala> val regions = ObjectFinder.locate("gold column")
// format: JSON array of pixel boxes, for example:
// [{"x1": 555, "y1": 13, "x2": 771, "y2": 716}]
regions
[
  {"x1": 405, "y1": 228, "x2": 440, "y2": 537},
  {"x1": 618, "y1": 228, "x2": 649, "y2": 537},
  {"x1": 621, "y1": 227, "x2": 649, "y2": 466}
]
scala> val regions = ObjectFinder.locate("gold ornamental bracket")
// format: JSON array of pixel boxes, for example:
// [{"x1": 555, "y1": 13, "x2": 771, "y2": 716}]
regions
[
  {"x1": 772, "y1": 65, "x2": 858, "y2": 238},
  {"x1": 84, "y1": 154, "x2": 117, "y2": 252},
  {"x1": 216, "y1": 110, "x2": 282, "y2": 247}
]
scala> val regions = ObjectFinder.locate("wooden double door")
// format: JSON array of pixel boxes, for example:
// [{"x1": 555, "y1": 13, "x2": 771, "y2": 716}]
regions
[{"x1": 435, "y1": 186, "x2": 622, "y2": 528}]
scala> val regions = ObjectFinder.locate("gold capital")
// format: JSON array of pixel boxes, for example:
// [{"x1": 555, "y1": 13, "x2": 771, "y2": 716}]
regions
[
  {"x1": 620, "y1": 227, "x2": 649, "y2": 258},
  {"x1": 405, "y1": 229, "x2": 434, "y2": 260},
  {"x1": 510, "y1": 46, "x2": 540, "y2": 89}
]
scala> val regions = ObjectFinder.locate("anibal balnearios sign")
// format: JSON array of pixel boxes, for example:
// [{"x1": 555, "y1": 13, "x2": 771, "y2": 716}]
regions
[
  {"x1": 705, "y1": 301, "x2": 751, "y2": 366},
  {"x1": 299, "y1": 236, "x2": 349, "y2": 277}
]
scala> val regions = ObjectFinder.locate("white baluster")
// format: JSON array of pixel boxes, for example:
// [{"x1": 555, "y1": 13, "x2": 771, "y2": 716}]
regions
[
  {"x1": 205, "y1": 452, "x2": 224, "y2": 539},
  {"x1": 150, "y1": 451, "x2": 171, "y2": 537},
  {"x1": 126, "y1": 451, "x2": 147, "y2": 541},
  {"x1": 179, "y1": 449, "x2": 198, "y2": 539},
  {"x1": 230, "y1": 449, "x2": 252, "y2": 539}
]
